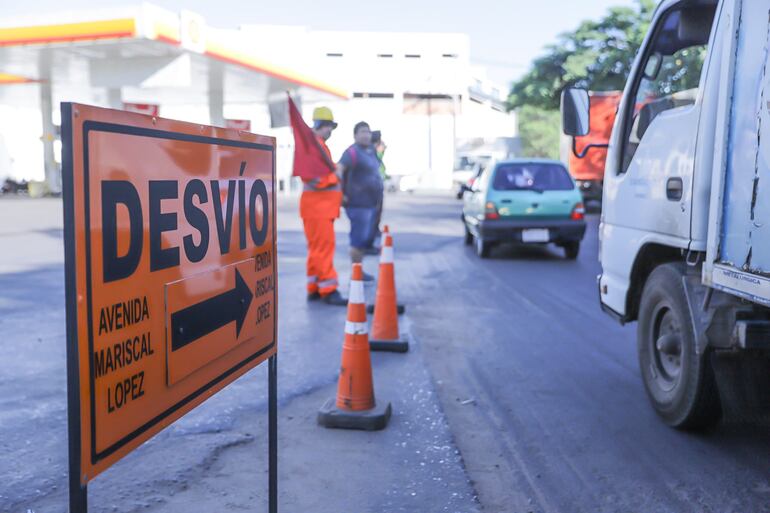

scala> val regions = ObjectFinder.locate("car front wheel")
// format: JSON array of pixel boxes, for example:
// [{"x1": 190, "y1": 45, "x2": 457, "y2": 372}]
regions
[
  {"x1": 475, "y1": 236, "x2": 491, "y2": 258},
  {"x1": 464, "y1": 224, "x2": 473, "y2": 246}
]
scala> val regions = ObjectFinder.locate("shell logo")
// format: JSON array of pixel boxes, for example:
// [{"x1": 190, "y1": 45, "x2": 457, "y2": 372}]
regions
[
  {"x1": 180, "y1": 11, "x2": 206, "y2": 53},
  {"x1": 187, "y1": 19, "x2": 200, "y2": 45}
]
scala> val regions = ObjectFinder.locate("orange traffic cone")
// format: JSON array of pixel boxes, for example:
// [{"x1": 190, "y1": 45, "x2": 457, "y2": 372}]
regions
[
  {"x1": 318, "y1": 263, "x2": 392, "y2": 430},
  {"x1": 367, "y1": 226, "x2": 405, "y2": 315},
  {"x1": 380, "y1": 224, "x2": 390, "y2": 250},
  {"x1": 369, "y1": 234, "x2": 409, "y2": 353}
]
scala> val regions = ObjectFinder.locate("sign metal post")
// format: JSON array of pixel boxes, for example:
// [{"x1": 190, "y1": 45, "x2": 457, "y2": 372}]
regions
[{"x1": 269, "y1": 354, "x2": 278, "y2": 513}]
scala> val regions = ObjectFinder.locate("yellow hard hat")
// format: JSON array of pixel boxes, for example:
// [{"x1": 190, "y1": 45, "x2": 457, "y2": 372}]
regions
[{"x1": 312, "y1": 106, "x2": 335, "y2": 123}]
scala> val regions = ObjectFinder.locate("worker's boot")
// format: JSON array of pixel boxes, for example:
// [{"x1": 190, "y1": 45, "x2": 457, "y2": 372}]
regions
[
  {"x1": 321, "y1": 290, "x2": 348, "y2": 306},
  {"x1": 307, "y1": 291, "x2": 321, "y2": 301}
]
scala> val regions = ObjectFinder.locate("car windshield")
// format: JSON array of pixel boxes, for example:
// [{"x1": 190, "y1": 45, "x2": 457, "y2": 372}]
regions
[{"x1": 492, "y1": 163, "x2": 573, "y2": 192}]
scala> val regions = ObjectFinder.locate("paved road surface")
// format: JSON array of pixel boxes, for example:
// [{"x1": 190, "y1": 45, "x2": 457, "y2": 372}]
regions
[
  {"x1": 391, "y1": 193, "x2": 770, "y2": 513},
  {"x1": 0, "y1": 196, "x2": 477, "y2": 513},
  {"x1": 3, "y1": 192, "x2": 770, "y2": 513}
]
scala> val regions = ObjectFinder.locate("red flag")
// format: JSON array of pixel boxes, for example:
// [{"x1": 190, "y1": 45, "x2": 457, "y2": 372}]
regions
[{"x1": 288, "y1": 95, "x2": 335, "y2": 180}]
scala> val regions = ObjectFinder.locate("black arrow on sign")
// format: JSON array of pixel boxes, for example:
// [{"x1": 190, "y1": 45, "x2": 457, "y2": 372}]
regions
[{"x1": 171, "y1": 269, "x2": 253, "y2": 351}]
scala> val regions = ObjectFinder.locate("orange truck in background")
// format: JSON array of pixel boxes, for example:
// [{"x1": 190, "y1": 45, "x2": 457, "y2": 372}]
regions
[{"x1": 563, "y1": 91, "x2": 621, "y2": 203}]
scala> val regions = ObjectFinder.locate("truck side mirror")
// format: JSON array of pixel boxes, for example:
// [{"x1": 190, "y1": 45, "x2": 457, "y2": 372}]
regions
[{"x1": 561, "y1": 87, "x2": 590, "y2": 137}]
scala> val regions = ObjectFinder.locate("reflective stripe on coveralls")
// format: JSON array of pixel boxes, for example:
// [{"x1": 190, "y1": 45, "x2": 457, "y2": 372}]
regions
[{"x1": 318, "y1": 277, "x2": 338, "y2": 290}]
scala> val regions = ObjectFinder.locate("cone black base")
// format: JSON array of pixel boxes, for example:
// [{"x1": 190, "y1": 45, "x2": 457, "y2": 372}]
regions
[
  {"x1": 367, "y1": 304, "x2": 405, "y2": 315},
  {"x1": 369, "y1": 338, "x2": 409, "y2": 353},
  {"x1": 317, "y1": 398, "x2": 392, "y2": 430}
]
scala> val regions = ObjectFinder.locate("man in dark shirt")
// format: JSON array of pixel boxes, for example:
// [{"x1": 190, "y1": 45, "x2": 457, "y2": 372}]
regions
[{"x1": 338, "y1": 121, "x2": 384, "y2": 280}]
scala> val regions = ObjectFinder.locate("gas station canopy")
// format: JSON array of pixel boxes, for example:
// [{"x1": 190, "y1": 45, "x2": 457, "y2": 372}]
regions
[
  {"x1": 0, "y1": 5, "x2": 347, "y2": 189},
  {"x1": 0, "y1": 5, "x2": 348, "y2": 105}
]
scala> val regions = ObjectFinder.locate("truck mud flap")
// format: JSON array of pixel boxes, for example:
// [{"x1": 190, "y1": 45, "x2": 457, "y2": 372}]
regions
[{"x1": 681, "y1": 273, "x2": 752, "y2": 354}]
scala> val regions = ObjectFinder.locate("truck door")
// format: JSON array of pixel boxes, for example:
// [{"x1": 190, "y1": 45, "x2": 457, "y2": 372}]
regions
[{"x1": 603, "y1": 4, "x2": 716, "y2": 245}]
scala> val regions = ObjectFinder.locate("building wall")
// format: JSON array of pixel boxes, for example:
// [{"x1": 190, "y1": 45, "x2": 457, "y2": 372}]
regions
[{"x1": 272, "y1": 28, "x2": 516, "y2": 191}]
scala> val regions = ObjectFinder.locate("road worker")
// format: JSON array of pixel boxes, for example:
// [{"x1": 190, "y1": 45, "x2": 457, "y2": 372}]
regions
[{"x1": 299, "y1": 107, "x2": 347, "y2": 306}]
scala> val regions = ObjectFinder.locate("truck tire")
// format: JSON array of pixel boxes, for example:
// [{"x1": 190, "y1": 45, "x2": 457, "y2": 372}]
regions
[{"x1": 637, "y1": 263, "x2": 721, "y2": 430}]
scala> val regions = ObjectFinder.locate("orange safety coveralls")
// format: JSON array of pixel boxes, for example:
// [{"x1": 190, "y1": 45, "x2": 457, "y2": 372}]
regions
[{"x1": 300, "y1": 137, "x2": 343, "y2": 296}]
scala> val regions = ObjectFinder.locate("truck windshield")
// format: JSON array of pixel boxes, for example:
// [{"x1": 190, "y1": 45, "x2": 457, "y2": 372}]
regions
[
  {"x1": 619, "y1": 4, "x2": 716, "y2": 174},
  {"x1": 492, "y1": 163, "x2": 573, "y2": 192}
]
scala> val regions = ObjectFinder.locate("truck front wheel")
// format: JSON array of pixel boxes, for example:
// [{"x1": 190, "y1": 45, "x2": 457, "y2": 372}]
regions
[{"x1": 637, "y1": 263, "x2": 721, "y2": 430}]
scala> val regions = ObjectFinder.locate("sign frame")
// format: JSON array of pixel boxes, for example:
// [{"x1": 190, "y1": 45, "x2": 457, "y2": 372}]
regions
[{"x1": 61, "y1": 103, "x2": 278, "y2": 513}]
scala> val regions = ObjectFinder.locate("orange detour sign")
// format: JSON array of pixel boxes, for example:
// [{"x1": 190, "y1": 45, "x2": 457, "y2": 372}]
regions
[{"x1": 61, "y1": 103, "x2": 278, "y2": 506}]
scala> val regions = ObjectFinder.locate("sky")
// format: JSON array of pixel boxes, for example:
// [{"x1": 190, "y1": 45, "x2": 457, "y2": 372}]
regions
[{"x1": 7, "y1": 0, "x2": 638, "y2": 87}]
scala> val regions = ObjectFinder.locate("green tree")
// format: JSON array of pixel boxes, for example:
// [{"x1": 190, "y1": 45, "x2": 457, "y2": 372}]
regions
[
  {"x1": 509, "y1": 0, "x2": 656, "y2": 159},
  {"x1": 508, "y1": 0, "x2": 656, "y2": 111},
  {"x1": 516, "y1": 106, "x2": 561, "y2": 159}
]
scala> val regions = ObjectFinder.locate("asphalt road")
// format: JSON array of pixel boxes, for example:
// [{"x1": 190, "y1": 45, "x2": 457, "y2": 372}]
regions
[
  {"x1": 0, "y1": 196, "x2": 478, "y2": 513},
  {"x1": 389, "y1": 193, "x2": 770, "y2": 513},
  {"x1": 4, "y1": 192, "x2": 770, "y2": 513}
]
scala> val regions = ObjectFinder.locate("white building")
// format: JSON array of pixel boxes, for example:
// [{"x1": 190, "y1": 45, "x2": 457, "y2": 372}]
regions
[{"x1": 245, "y1": 27, "x2": 517, "y2": 190}]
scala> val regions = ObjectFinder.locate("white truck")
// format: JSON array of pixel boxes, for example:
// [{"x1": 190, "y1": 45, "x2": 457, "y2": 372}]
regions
[{"x1": 562, "y1": 0, "x2": 770, "y2": 429}]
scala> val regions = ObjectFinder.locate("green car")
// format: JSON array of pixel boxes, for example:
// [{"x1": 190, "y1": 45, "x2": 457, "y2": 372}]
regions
[{"x1": 461, "y1": 159, "x2": 586, "y2": 259}]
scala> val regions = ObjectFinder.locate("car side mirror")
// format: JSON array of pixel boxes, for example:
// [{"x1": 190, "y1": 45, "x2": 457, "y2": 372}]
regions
[{"x1": 561, "y1": 87, "x2": 590, "y2": 137}]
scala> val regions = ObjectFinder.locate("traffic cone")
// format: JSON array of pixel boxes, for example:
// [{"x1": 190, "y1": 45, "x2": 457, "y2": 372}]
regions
[
  {"x1": 367, "y1": 225, "x2": 405, "y2": 315},
  {"x1": 380, "y1": 224, "x2": 390, "y2": 250},
  {"x1": 318, "y1": 263, "x2": 392, "y2": 430},
  {"x1": 369, "y1": 234, "x2": 409, "y2": 353}
]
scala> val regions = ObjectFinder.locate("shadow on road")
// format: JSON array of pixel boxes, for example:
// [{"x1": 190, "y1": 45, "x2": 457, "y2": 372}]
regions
[
  {"x1": 0, "y1": 264, "x2": 63, "y2": 313},
  {"x1": 475, "y1": 242, "x2": 570, "y2": 262}
]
